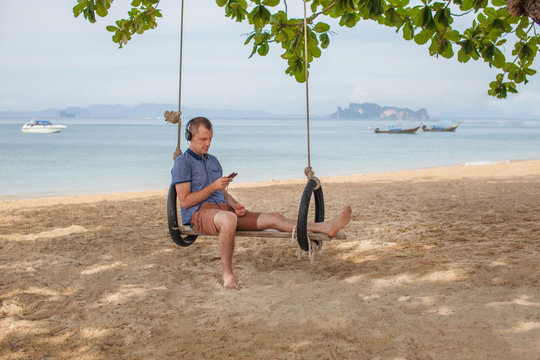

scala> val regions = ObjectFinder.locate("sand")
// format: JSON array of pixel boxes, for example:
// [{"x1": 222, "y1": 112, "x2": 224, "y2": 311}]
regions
[{"x1": 1, "y1": 160, "x2": 539, "y2": 359}]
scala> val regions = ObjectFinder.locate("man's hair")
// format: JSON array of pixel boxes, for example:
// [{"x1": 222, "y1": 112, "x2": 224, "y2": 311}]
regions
[{"x1": 188, "y1": 116, "x2": 212, "y2": 136}]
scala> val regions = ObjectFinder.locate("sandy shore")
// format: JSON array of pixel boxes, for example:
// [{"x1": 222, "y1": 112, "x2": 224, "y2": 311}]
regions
[{"x1": 1, "y1": 160, "x2": 539, "y2": 359}]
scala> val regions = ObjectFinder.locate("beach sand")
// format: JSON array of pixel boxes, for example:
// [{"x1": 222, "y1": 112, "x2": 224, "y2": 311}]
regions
[{"x1": 1, "y1": 160, "x2": 539, "y2": 359}]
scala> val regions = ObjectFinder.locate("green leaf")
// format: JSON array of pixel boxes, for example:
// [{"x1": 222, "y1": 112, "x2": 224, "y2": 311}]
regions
[
  {"x1": 528, "y1": 38, "x2": 539, "y2": 54},
  {"x1": 366, "y1": 0, "x2": 385, "y2": 17},
  {"x1": 257, "y1": 42, "x2": 269, "y2": 56},
  {"x1": 413, "y1": 7, "x2": 427, "y2": 26},
  {"x1": 403, "y1": 21, "x2": 414, "y2": 40},
  {"x1": 310, "y1": 45, "x2": 322, "y2": 58},
  {"x1": 244, "y1": 32, "x2": 256, "y2": 45},
  {"x1": 384, "y1": 7, "x2": 404, "y2": 27},
  {"x1": 263, "y1": 0, "x2": 280, "y2": 6},
  {"x1": 520, "y1": 44, "x2": 533, "y2": 61},
  {"x1": 484, "y1": 7, "x2": 497, "y2": 18},
  {"x1": 492, "y1": 48, "x2": 505, "y2": 68},
  {"x1": 481, "y1": 43, "x2": 495, "y2": 61},
  {"x1": 96, "y1": 3, "x2": 108, "y2": 17},
  {"x1": 339, "y1": 12, "x2": 360, "y2": 27},
  {"x1": 312, "y1": 22, "x2": 330, "y2": 33},
  {"x1": 270, "y1": 10, "x2": 287, "y2": 24},
  {"x1": 414, "y1": 30, "x2": 432, "y2": 45},
  {"x1": 320, "y1": 33, "x2": 330, "y2": 49},
  {"x1": 428, "y1": 38, "x2": 439, "y2": 55},
  {"x1": 461, "y1": 0, "x2": 475, "y2": 11},
  {"x1": 434, "y1": 8, "x2": 449, "y2": 28},
  {"x1": 509, "y1": 68, "x2": 526, "y2": 83},
  {"x1": 248, "y1": 44, "x2": 257, "y2": 58},
  {"x1": 112, "y1": 31, "x2": 121, "y2": 43},
  {"x1": 286, "y1": 59, "x2": 306, "y2": 83},
  {"x1": 216, "y1": 0, "x2": 227, "y2": 6},
  {"x1": 249, "y1": 5, "x2": 271, "y2": 28},
  {"x1": 441, "y1": 41, "x2": 454, "y2": 58},
  {"x1": 73, "y1": 2, "x2": 87, "y2": 17},
  {"x1": 446, "y1": 30, "x2": 460, "y2": 42},
  {"x1": 461, "y1": 39, "x2": 475, "y2": 54},
  {"x1": 488, "y1": 80, "x2": 507, "y2": 98},
  {"x1": 387, "y1": 0, "x2": 409, "y2": 6},
  {"x1": 458, "y1": 48, "x2": 472, "y2": 63}
]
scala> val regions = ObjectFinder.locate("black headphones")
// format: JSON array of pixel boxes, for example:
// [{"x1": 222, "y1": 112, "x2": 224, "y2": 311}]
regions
[{"x1": 185, "y1": 118, "x2": 193, "y2": 141}]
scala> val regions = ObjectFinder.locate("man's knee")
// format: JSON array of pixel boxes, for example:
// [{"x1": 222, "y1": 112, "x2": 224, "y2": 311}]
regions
[
  {"x1": 268, "y1": 211, "x2": 282, "y2": 219},
  {"x1": 214, "y1": 211, "x2": 237, "y2": 232},
  {"x1": 260, "y1": 211, "x2": 284, "y2": 227}
]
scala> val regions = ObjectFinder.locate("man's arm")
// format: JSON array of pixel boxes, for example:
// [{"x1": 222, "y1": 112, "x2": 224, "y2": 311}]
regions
[
  {"x1": 176, "y1": 176, "x2": 232, "y2": 210},
  {"x1": 222, "y1": 189, "x2": 239, "y2": 207},
  {"x1": 222, "y1": 189, "x2": 246, "y2": 217}
]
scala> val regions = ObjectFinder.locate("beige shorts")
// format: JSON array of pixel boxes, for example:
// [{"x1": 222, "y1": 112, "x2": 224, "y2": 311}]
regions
[{"x1": 191, "y1": 202, "x2": 262, "y2": 236}]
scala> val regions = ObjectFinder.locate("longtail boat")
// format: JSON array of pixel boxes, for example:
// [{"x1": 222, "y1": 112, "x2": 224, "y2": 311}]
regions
[
  {"x1": 374, "y1": 125, "x2": 420, "y2": 134},
  {"x1": 422, "y1": 124, "x2": 459, "y2": 132}
]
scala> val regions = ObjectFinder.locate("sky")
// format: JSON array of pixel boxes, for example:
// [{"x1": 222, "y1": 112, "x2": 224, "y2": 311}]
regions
[{"x1": 1, "y1": 0, "x2": 540, "y2": 118}]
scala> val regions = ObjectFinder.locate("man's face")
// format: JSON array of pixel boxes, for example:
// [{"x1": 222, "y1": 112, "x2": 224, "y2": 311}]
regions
[{"x1": 190, "y1": 125, "x2": 213, "y2": 156}]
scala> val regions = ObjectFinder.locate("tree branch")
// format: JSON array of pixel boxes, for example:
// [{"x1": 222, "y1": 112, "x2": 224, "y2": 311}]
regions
[{"x1": 309, "y1": 0, "x2": 340, "y2": 23}]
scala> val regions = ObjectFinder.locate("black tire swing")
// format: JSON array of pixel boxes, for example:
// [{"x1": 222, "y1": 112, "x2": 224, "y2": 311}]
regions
[
  {"x1": 296, "y1": 178, "x2": 325, "y2": 252},
  {"x1": 167, "y1": 183, "x2": 197, "y2": 247},
  {"x1": 165, "y1": 0, "x2": 334, "y2": 256}
]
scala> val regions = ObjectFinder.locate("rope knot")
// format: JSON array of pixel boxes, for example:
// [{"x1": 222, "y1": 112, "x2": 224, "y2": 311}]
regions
[
  {"x1": 304, "y1": 166, "x2": 314, "y2": 178},
  {"x1": 164, "y1": 110, "x2": 181, "y2": 124},
  {"x1": 304, "y1": 167, "x2": 321, "y2": 190}
]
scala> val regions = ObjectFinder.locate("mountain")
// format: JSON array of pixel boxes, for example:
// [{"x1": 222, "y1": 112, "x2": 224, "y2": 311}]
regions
[
  {"x1": 0, "y1": 103, "x2": 280, "y2": 119},
  {"x1": 1, "y1": 102, "x2": 430, "y2": 120},
  {"x1": 331, "y1": 102, "x2": 429, "y2": 120}
]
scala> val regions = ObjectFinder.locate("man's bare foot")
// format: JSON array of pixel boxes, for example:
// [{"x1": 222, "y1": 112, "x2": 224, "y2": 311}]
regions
[
  {"x1": 325, "y1": 206, "x2": 352, "y2": 237},
  {"x1": 223, "y1": 274, "x2": 240, "y2": 290}
]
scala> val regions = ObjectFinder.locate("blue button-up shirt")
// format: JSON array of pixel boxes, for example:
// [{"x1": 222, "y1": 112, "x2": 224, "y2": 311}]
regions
[{"x1": 171, "y1": 148, "x2": 226, "y2": 225}]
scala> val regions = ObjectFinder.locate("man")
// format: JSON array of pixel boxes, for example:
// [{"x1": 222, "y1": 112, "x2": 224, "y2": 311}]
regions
[{"x1": 171, "y1": 117, "x2": 352, "y2": 289}]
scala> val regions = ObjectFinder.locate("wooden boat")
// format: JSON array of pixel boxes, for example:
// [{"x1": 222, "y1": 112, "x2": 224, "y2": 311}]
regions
[
  {"x1": 422, "y1": 124, "x2": 459, "y2": 132},
  {"x1": 374, "y1": 125, "x2": 420, "y2": 134}
]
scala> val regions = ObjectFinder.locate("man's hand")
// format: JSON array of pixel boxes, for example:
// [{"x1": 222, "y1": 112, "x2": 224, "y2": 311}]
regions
[
  {"x1": 233, "y1": 203, "x2": 246, "y2": 217},
  {"x1": 211, "y1": 176, "x2": 232, "y2": 192}
]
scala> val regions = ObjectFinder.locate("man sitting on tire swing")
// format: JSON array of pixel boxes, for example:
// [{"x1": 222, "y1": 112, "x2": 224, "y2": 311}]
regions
[{"x1": 171, "y1": 116, "x2": 352, "y2": 290}]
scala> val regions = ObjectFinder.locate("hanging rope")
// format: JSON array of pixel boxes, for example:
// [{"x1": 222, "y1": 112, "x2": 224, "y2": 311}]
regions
[
  {"x1": 175, "y1": 0, "x2": 185, "y2": 160},
  {"x1": 303, "y1": 0, "x2": 313, "y2": 181},
  {"x1": 164, "y1": 0, "x2": 185, "y2": 161}
]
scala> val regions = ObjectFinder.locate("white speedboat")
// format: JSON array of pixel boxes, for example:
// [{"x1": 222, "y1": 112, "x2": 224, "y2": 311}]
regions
[{"x1": 21, "y1": 120, "x2": 67, "y2": 134}]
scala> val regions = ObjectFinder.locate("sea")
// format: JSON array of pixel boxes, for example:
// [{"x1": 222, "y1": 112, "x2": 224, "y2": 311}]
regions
[{"x1": 0, "y1": 116, "x2": 539, "y2": 200}]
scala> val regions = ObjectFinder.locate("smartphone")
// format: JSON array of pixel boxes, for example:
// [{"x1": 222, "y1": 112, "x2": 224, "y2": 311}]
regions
[{"x1": 227, "y1": 172, "x2": 238, "y2": 179}]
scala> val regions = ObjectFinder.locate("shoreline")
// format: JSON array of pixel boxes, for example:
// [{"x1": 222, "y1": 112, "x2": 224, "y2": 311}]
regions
[{"x1": 2, "y1": 159, "x2": 539, "y2": 209}]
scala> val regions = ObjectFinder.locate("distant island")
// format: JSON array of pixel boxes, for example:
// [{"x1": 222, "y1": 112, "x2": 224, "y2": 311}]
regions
[
  {"x1": 332, "y1": 103, "x2": 429, "y2": 120},
  {"x1": 1, "y1": 102, "x2": 429, "y2": 120},
  {"x1": 0, "y1": 103, "x2": 279, "y2": 120}
]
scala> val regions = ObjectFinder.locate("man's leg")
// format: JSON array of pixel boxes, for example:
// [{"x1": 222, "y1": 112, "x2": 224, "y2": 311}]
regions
[
  {"x1": 213, "y1": 210, "x2": 240, "y2": 289},
  {"x1": 256, "y1": 206, "x2": 352, "y2": 237}
]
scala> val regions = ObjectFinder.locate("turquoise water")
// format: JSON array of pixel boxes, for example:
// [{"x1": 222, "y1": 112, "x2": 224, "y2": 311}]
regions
[{"x1": 0, "y1": 117, "x2": 539, "y2": 199}]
